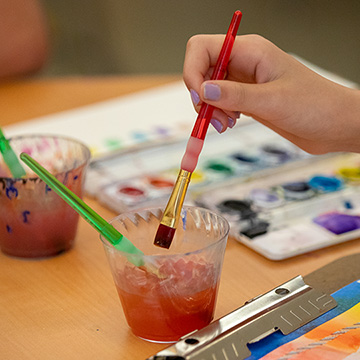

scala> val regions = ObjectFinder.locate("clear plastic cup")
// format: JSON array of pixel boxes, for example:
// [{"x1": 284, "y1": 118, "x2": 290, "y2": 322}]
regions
[
  {"x1": 0, "y1": 134, "x2": 90, "y2": 258},
  {"x1": 101, "y1": 206, "x2": 229, "y2": 343}
]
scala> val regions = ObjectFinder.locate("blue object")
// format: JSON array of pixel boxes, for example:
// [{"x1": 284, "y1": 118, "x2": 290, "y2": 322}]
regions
[
  {"x1": 308, "y1": 175, "x2": 343, "y2": 193},
  {"x1": 247, "y1": 280, "x2": 360, "y2": 359}
]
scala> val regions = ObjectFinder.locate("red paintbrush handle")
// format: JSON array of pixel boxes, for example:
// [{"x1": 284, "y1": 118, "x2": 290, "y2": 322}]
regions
[{"x1": 191, "y1": 10, "x2": 242, "y2": 140}]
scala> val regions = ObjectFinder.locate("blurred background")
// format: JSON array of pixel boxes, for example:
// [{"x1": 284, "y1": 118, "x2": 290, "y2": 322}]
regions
[{"x1": 40, "y1": 0, "x2": 360, "y2": 83}]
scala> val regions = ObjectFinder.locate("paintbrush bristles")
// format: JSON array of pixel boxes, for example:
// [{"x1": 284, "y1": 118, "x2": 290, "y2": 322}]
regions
[
  {"x1": 153, "y1": 224, "x2": 176, "y2": 249},
  {"x1": 153, "y1": 169, "x2": 192, "y2": 248}
]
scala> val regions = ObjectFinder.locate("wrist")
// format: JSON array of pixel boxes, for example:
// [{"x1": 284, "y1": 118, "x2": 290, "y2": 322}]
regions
[{"x1": 338, "y1": 87, "x2": 360, "y2": 153}]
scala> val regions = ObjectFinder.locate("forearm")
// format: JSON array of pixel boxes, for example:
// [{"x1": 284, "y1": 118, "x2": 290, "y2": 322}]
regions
[
  {"x1": 334, "y1": 86, "x2": 360, "y2": 153},
  {"x1": 0, "y1": 0, "x2": 49, "y2": 80}
]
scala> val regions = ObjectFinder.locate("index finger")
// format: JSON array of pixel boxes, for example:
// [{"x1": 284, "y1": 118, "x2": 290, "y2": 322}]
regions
[{"x1": 183, "y1": 34, "x2": 226, "y2": 94}]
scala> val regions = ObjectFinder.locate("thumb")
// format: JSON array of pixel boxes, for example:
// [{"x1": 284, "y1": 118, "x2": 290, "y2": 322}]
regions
[{"x1": 200, "y1": 80, "x2": 279, "y2": 118}]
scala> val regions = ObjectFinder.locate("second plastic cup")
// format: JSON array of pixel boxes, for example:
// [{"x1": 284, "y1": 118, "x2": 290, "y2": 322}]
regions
[
  {"x1": 0, "y1": 134, "x2": 90, "y2": 258},
  {"x1": 101, "y1": 206, "x2": 229, "y2": 343}
]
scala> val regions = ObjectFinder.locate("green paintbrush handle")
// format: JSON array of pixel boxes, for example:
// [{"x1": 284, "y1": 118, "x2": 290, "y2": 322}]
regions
[
  {"x1": 0, "y1": 129, "x2": 26, "y2": 178},
  {"x1": 20, "y1": 152, "x2": 144, "y2": 259}
]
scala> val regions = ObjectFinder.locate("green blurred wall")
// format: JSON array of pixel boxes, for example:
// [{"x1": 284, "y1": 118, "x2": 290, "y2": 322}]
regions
[{"x1": 41, "y1": 0, "x2": 360, "y2": 83}]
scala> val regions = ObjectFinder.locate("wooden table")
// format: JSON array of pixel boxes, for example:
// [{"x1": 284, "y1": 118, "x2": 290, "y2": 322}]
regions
[{"x1": 1, "y1": 75, "x2": 360, "y2": 360}]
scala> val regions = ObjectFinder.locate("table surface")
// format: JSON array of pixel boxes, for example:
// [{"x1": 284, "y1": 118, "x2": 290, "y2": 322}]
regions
[{"x1": 1, "y1": 75, "x2": 360, "y2": 360}]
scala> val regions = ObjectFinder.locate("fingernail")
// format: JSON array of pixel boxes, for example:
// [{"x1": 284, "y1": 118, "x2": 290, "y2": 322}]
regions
[
  {"x1": 204, "y1": 83, "x2": 221, "y2": 101},
  {"x1": 190, "y1": 89, "x2": 200, "y2": 106},
  {"x1": 211, "y1": 118, "x2": 223, "y2": 133},
  {"x1": 228, "y1": 117, "x2": 235, "y2": 128}
]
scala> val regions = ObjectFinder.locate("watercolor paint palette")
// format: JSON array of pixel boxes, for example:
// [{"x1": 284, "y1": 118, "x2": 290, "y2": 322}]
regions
[
  {"x1": 85, "y1": 119, "x2": 319, "y2": 213},
  {"x1": 194, "y1": 152, "x2": 360, "y2": 260}
]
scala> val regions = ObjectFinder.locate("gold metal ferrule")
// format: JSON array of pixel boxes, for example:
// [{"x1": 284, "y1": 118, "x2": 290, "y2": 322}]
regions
[{"x1": 160, "y1": 169, "x2": 192, "y2": 228}]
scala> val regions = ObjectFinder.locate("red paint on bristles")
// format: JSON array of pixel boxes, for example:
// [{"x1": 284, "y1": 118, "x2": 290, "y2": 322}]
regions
[{"x1": 153, "y1": 223, "x2": 176, "y2": 249}]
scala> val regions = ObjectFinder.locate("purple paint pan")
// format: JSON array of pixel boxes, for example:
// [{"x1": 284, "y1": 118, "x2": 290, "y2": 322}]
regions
[{"x1": 313, "y1": 212, "x2": 360, "y2": 235}]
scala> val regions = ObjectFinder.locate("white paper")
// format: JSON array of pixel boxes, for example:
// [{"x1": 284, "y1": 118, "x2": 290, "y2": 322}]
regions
[{"x1": 4, "y1": 81, "x2": 197, "y2": 157}]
